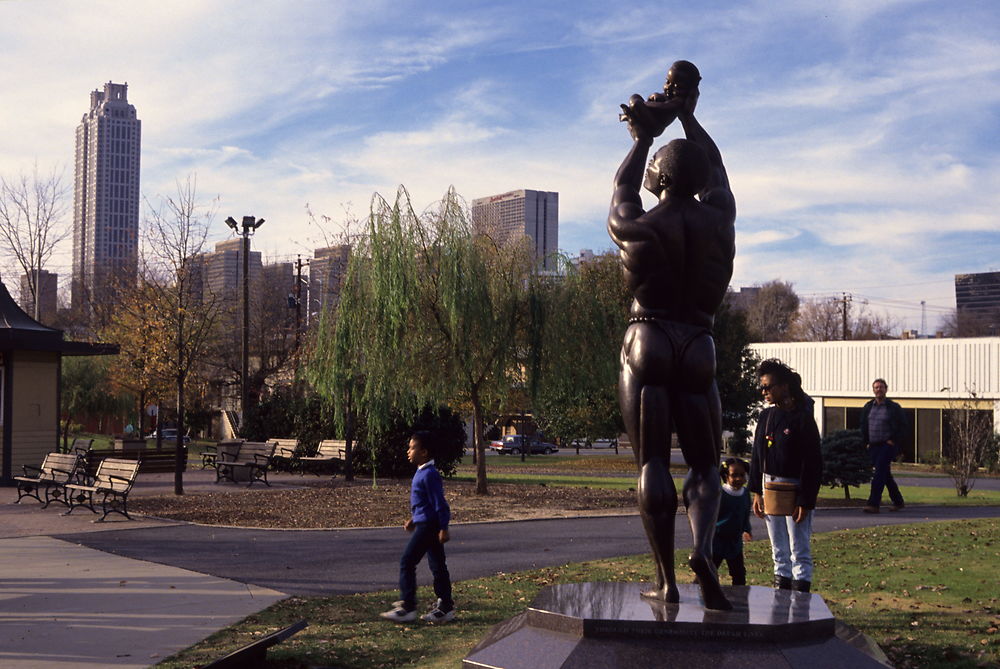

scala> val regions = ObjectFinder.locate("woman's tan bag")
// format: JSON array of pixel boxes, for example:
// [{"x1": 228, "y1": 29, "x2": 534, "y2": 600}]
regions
[{"x1": 763, "y1": 481, "x2": 798, "y2": 516}]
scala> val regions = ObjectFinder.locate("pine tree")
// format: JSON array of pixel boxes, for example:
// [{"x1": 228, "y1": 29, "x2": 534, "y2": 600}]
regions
[{"x1": 820, "y1": 429, "x2": 871, "y2": 499}]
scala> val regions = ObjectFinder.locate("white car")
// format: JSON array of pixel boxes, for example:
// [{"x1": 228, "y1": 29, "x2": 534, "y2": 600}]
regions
[{"x1": 570, "y1": 437, "x2": 618, "y2": 449}]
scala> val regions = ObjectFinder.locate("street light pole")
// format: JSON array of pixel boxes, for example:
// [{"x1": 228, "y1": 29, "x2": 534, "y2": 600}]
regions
[{"x1": 225, "y1": 215, "x2": 265, "y2": 434}]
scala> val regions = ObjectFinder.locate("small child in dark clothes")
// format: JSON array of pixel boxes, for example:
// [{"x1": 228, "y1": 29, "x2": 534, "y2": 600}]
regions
[
  {"x1": 713, "y1": 458, "x2": 753, "y2": 586},
  {"x1": 380, "y1": 431, "x2": 455, "y2": 623}
]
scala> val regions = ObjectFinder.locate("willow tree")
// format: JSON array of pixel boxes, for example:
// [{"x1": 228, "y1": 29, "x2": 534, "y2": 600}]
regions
[
  {"x1": 528, "y1": 251, "x2": 630, "y2": 446},
  {"x1": 308, "y1": 187, "x2": 534, "y2": 494}
]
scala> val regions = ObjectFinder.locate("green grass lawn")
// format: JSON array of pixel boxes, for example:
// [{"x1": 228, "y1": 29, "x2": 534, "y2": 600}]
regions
[
  {"x1": 155, "y1": 518, "x2": 1000, "y2": 669},
  {"x1": 450, "y1": 469, "x2": 1000, "y2": 506}
]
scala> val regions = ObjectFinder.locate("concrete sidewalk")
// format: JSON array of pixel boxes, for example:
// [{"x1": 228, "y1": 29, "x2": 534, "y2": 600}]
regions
[
  {"x1": 0, "y1": 534, "x2": 285, "y2": 669},
  {"x1": 0, "y1": 472, "x2": 302, "y2": 668}
]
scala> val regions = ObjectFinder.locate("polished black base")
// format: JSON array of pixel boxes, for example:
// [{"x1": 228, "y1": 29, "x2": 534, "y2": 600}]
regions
[{"x1": 463, "y1": 583, "x2": 889, "y2": 669}]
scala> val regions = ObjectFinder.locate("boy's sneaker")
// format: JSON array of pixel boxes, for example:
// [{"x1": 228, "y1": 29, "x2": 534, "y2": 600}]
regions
[
  {"x1": 380, "y1": 604, "x2": 416, "y2": 623},
  {"x1": 421, "y1": 599, "x2": 456, "y2": 623}
]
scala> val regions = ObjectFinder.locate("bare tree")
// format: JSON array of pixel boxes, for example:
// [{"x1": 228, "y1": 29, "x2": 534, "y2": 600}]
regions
[
  {"x1": 851, "y1": 303, "x2": 900, "y2": 340},
  {"x1": 141, "y1": 176, "x2": 222, "y2": 494},
  {"x1": 941, "y1": 309, "x2": 998, "y2": 338},
  {"x1": 794, "y1": 296, "x2": 899, "y2": 341},
  {"x1": 745, "y1": 280, "x2": 799, "y2": 342},
  {"x1": 0, "y1": 165, "x2": 69, "y2": 319},
  {"x1": 794, "y1": 297, "x2": 841, "y2": 341},
  {"x1": 943, "y1": 389, "x2": 998, "y2": 497}
]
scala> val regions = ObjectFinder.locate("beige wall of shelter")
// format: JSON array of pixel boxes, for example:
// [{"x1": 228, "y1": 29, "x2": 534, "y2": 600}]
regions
[{"x1": 0, "y1": 281, "x2": 116, "y2": 483}]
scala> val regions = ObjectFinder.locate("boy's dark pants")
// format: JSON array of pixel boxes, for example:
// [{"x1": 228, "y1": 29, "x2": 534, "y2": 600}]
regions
[
  {"x1": 713, "y1": 552, "x2": 747, "y2": 586},
  {"x1": 400, "y1": 521, "x2": 453, "y2": 611}
]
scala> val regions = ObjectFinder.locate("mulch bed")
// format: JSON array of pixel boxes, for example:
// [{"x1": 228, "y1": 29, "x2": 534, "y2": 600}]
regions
[{"x1": 131, "y1": 479, "x2": 638, "y2": 529}]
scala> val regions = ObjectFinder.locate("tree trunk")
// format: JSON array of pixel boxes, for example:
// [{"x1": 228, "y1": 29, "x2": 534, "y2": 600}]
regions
[
  {"x1": 472, "y1": 387, "x2": 488, "y2": 495},
  {"x1": 174, "y1": 376, "x2": 185, "y2": 495},
  {"x1": 344, "y1": 385, "x2": 355, "y2": 482}
]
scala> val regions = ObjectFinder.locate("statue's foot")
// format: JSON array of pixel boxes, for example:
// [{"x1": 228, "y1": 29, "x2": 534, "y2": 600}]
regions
[
  {"x1": 689, "y1": 553, "x2": 733, "y2": 611},
  {"x1": 640, "y1": 584, "x2": 679, "y2": 603}
]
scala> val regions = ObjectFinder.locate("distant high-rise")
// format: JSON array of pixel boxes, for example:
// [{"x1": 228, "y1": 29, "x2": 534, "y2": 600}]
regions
[
  {"x1": 71, "y1": 81, "x2": 141, "y2": 310},
  {"x1": 955, "y1": 271, "x2": 1000, "y2": 334},
  {"x1": 198, "y1": 238, "x2": 263, "y2": 306},
  {"x1": 309, "y1": 245, "x2": 350, "y2": 317},
  {"x1": 470, "y1": 189, "x2": 558, "y2": 271},
  {"x1": 18, "y1": 269, "x2": 58, "y2": 325}
]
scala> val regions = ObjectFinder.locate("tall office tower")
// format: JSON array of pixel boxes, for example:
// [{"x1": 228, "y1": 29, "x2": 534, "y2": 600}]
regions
[
  {"x1": 470, "y1": 189, "x2": 559, "y2": 271},
  {"x1": 18, "y1": 269, "x2": 58, "y2": 324},
  {"x1": 955, "y1": 271, "x2": 1000, "y2": 333},
  {"x1": 71, "y1": 82, "x2": 141, "y2": 310},
  {"x1": 309, "y1": 245, "x2": 351, "y2": 317}
]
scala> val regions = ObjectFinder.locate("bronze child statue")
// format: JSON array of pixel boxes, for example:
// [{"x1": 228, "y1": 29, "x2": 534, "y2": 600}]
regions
[{"x1": 619, "y1": 60, "x2": 702, "y2": 138}]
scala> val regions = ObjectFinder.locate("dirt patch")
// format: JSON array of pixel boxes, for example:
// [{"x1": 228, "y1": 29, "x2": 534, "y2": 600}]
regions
[{"x1": 131, "y1": 479, "x2": 638, "y2": 529}]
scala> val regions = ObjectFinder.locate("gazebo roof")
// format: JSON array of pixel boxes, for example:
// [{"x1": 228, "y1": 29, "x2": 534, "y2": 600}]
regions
[{"x1": 0, "y1": 280, "x2": 117, "y2": 355}]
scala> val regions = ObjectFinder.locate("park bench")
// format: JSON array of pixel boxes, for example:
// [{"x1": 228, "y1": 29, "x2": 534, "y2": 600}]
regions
[
  {"x1": 64, "y1": 457, "x2": 141, "y2": 521},
  {"x1": 13, "y1": 452, "x2": 82, "y2": 508},
  {"x1": 214, "y1": 441, "x2": 276, "y2": 486},
  {"x1": 298, "y1": 439, "x2": 347, "y2": 476},
  {"x1": 68, "y1": 437, "x2": 94, "y2": 459},
  {"x1": 270, "y1": 438, "x2": 299, "y2": 472}
]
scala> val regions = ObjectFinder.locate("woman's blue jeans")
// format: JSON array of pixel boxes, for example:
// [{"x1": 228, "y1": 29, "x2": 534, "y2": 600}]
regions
[{"x1": 763, "y1": 475, "x2": 814, "y2": 582}]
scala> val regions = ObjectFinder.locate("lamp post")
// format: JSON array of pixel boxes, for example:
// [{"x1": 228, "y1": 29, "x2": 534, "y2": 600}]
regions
[{"x1": 225, "y1": 215, "x2": 264, "y2": 431}]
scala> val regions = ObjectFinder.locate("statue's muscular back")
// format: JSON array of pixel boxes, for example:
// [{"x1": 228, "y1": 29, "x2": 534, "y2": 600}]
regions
[{"x1": 623, "y1": 195, "x2": 735, "y2": 330}]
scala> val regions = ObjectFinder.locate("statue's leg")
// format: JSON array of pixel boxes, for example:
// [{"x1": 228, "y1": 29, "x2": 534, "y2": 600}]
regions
[
  {"x1": 619, "y1": 329, "x2": 678, "y2": 603},
  {"x1": 638, "y1": 384, "x2": 679, "y2": 602},
  {"x1": 674, "y1": 336, "x2": 732, "y2": 611}
]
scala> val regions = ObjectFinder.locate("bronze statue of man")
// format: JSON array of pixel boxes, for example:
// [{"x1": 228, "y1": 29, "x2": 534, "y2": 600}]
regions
[{"x1": 608, "y1": 63, "x2": 736, "y2": 611}]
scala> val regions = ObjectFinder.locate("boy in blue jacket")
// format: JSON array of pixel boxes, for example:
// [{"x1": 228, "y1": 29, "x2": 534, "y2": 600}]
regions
[{"x1": 380, "y1": 431, "x2": 455, "y2": 623}]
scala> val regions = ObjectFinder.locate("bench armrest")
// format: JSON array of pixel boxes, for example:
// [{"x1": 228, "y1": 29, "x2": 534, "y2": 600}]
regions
[
  {"x1": 104, "y1": 473, "x2": 135, "y2": 488},
  {"x1": 217, "y1": 451, "x2": 238, "y2": 463},
  {"x1": 22, "y1": 464, "x2": 42, "y2": 476},
  {"x1": 49, "y1": 466, "x2": 76, "y2": 478},
  {"x1": 253, "y1": 454, "x2": 272, "y2": 465}
]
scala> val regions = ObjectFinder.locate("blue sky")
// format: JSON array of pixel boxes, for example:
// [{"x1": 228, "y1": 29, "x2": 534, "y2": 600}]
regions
[{"x1": 2, "y1": 0, "x2": 998, "y2": 332}]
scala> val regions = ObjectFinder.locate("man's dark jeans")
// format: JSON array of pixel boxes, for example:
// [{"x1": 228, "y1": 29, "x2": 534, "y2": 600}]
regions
[
  {"x1": 867, "y1": 442, "x2": 904, "y2": 508},
  {"x1": 399, "y1": 521, "x2": 453, "y2": 612}
]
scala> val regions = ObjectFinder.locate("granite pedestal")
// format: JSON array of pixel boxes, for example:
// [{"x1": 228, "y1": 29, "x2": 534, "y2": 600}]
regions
[{"x1": 463, "y1": 583, "x2": 889, "y2": 668}]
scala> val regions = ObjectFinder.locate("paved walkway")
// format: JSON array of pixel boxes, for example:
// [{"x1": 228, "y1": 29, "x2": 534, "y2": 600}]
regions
[{"x1": 1, "y1": 467, "x2": 998, "y2": 667}]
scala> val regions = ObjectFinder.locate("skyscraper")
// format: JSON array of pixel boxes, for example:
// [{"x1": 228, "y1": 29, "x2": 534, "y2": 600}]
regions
[
  {"x1": 309, "y1": 244, "x2": 351, "y2": 317},
  {"x1": 71, "y1": 81, "x2": 141, "y2": 310},
  {"x1": 955, "y1": 271, "x2": 1000, "y2": 334},
  {"x1": 470, "y1": 189, "x2": 559, "y2": 271}
]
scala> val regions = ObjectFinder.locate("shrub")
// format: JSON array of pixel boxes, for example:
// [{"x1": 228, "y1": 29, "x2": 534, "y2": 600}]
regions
[
  {"x1": 820, "y1": 429, "x2": 871, "y2": 499},
  {"x1": 351, "y1": 405, "x2": 467, "y2": 479}
]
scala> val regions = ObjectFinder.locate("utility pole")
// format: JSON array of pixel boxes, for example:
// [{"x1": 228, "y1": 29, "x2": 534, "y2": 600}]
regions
[
  {"x1": 225, "y1": 215, "x2": 265, "y2": 432},
  {"x1": 295, "y1": 255, "x2": 303, "y2": 352},
  {"x1": 841, "y1": 292, "x2": 852, "y2": 340}
]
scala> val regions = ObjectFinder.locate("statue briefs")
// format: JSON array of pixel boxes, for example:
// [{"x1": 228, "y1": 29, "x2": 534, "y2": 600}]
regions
[{"x1": 608, "y1": 61, "x2": 737, "y2": 611}]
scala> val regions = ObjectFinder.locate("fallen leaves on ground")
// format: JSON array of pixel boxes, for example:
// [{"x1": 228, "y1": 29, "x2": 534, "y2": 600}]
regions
[{"x1": 131, "y1": 479, "x2": 638, "y2": 529}]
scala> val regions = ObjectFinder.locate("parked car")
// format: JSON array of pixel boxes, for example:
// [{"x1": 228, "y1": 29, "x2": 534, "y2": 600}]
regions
[
  {"x1": 145, "y1": 428, "x2": 191, "y2": 445},
  {"x1": 496, "y1": 434, "x2": 558, "y2": 455},
  {"x1": 570, "y1": 437, "x2": 618, "y2": 449}
]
